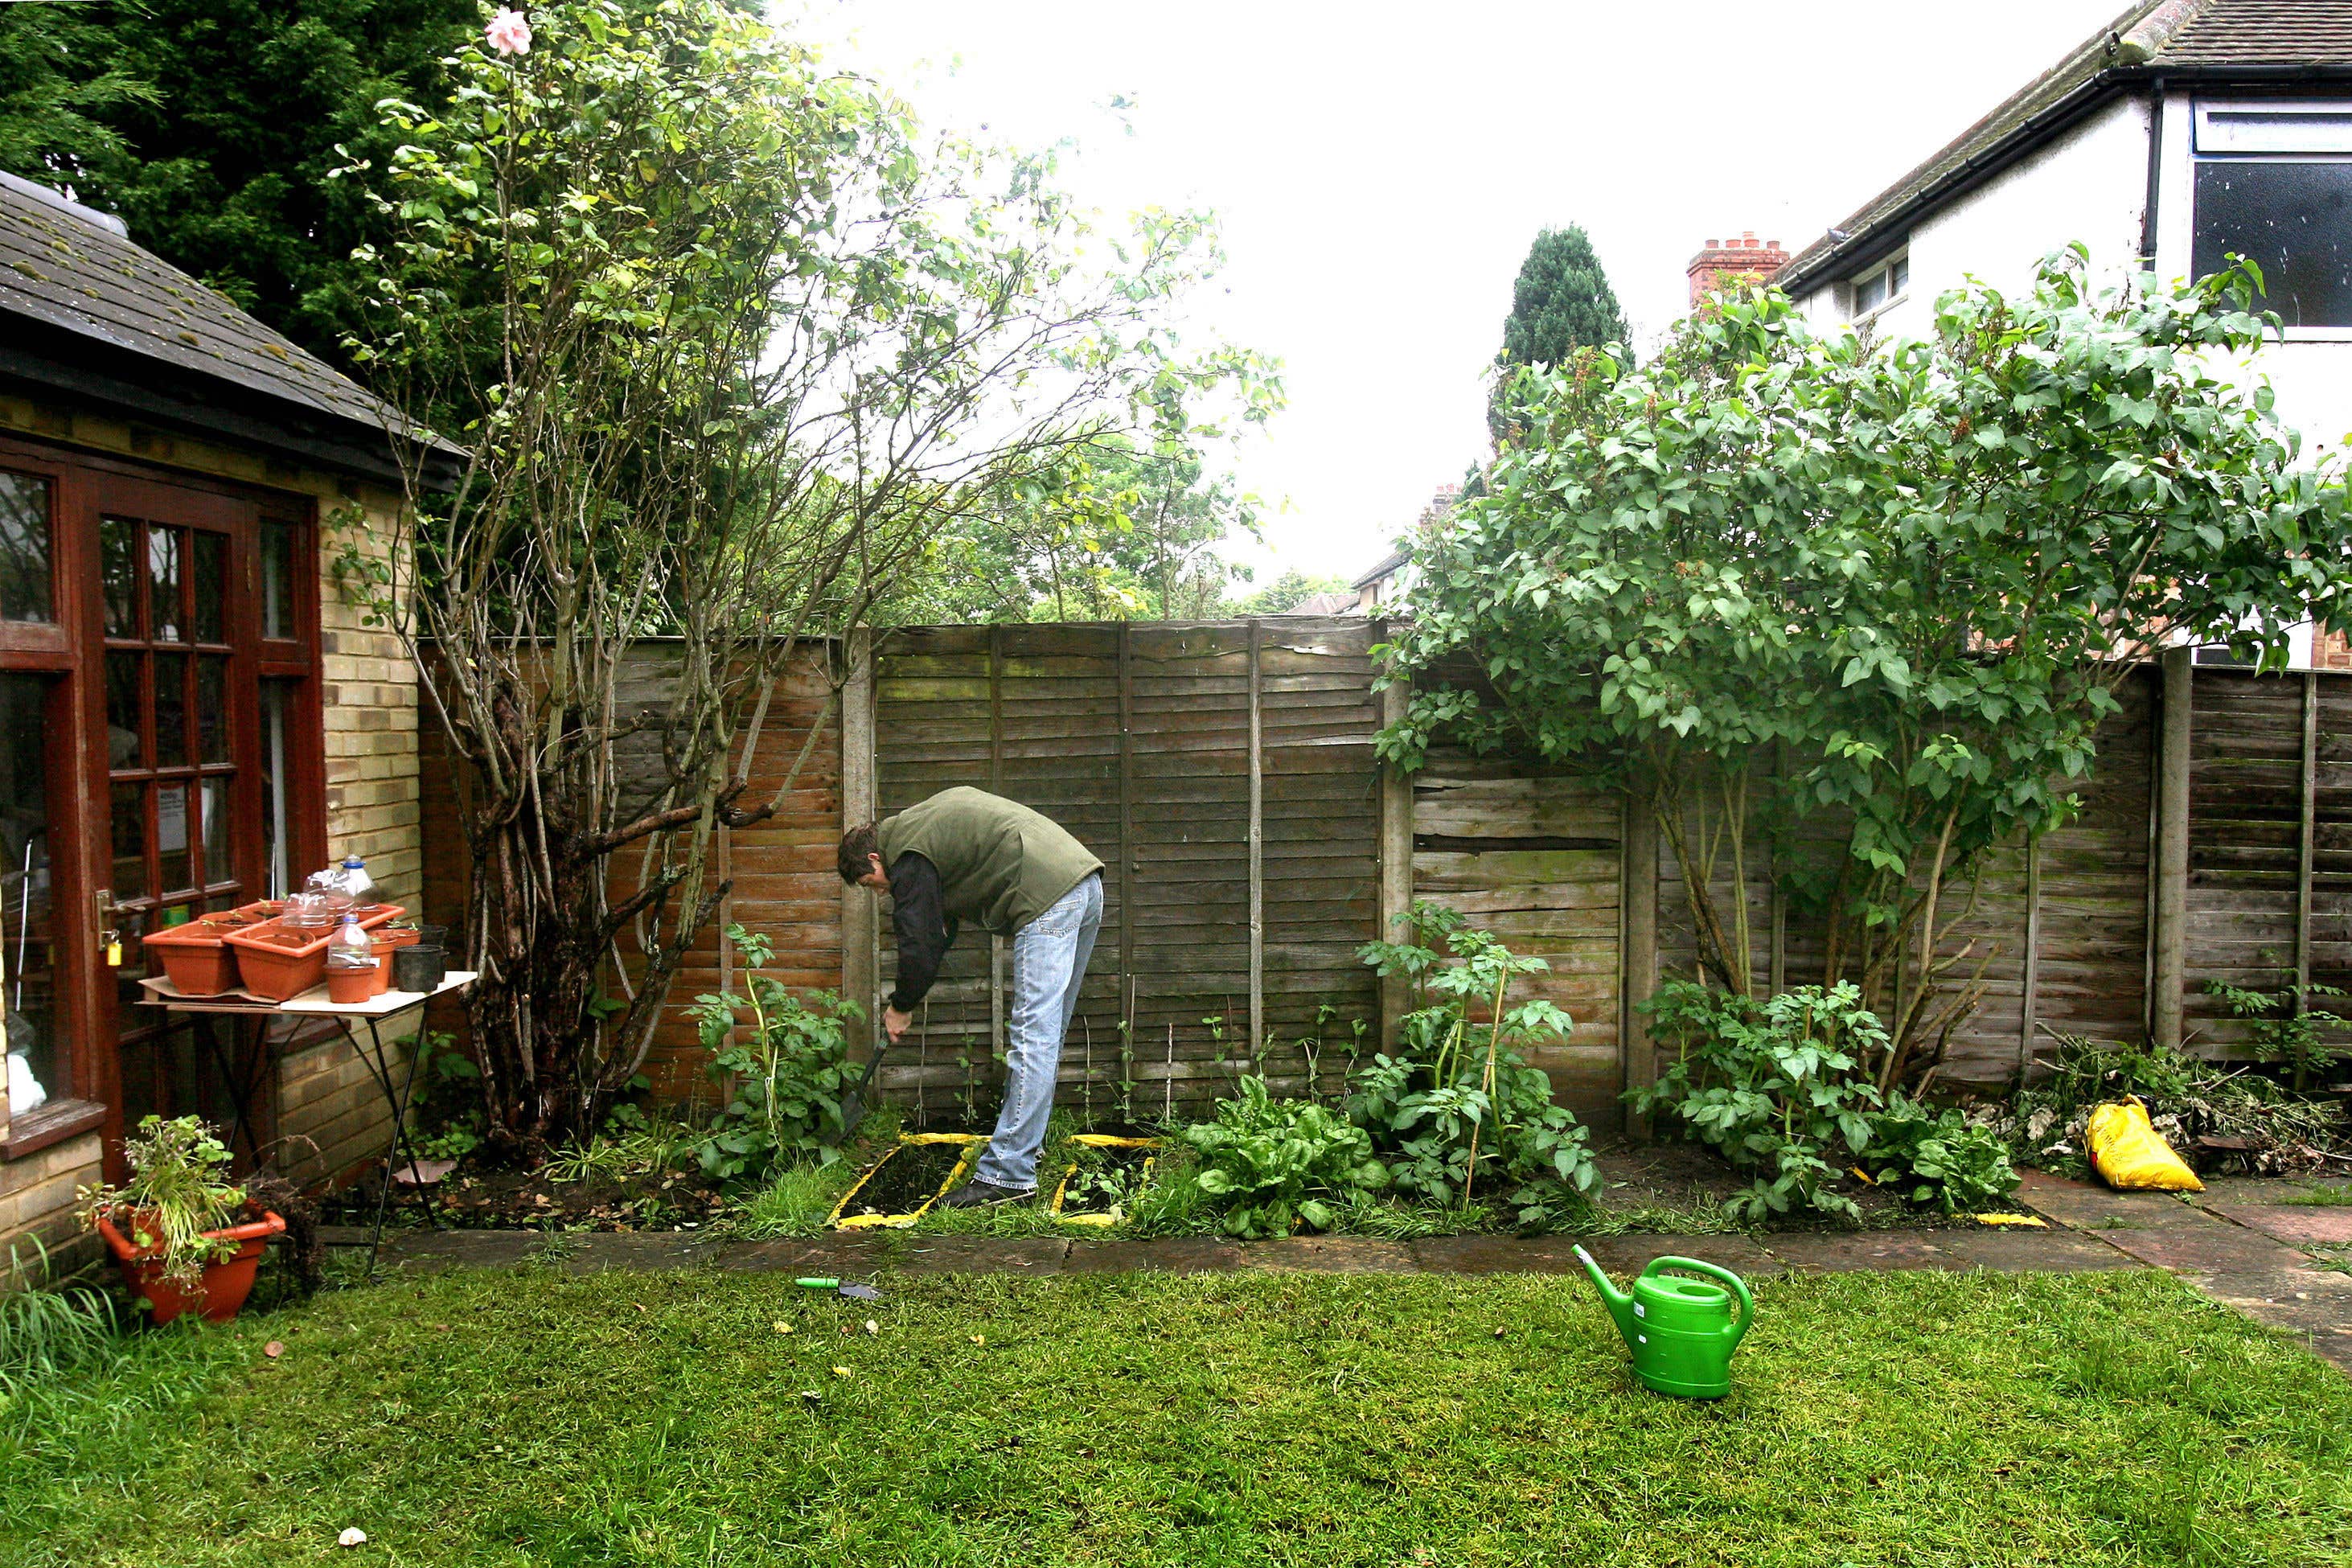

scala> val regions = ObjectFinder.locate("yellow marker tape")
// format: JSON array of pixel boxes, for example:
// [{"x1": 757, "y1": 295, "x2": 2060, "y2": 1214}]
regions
[
  {"x1": 826, "y1": 1133, "x2": 984, "y2": 1230},
  {"x1": 1971, "y1": 1213, "x2": 2048, "y2": 1228}
]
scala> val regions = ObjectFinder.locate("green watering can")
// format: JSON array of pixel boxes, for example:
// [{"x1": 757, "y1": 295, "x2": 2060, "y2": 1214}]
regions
[{"x1": 1572, "y1": 1246, "x2": 1755, "y2": 1400}]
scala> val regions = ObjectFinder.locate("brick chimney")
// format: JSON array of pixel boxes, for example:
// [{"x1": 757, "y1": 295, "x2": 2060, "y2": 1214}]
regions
[{"x1": 1687, "y1": 232, "x2": 1788, "y2": 308}]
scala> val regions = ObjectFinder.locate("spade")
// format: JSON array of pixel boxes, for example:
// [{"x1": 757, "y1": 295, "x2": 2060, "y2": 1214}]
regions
[{"x1": 828, "y1": 1039, "x2": 890, "y2": 1146}]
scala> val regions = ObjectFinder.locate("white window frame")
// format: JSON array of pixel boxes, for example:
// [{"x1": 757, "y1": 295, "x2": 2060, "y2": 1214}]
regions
[
  {"x1": 2191, "y1": 99, "x2": 2352, "y2": 339},
  {"x1": 1847, "y1": 251, "x2": 1911, "y2": 325},
  {"x1": 2194, "y1": 100, "x2": 2352, "y2": 154}
]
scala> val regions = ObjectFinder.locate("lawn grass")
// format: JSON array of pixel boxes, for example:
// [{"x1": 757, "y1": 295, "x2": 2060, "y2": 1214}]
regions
[{"x1": 5, "y1": 1266, "x2": 2349, "y2": 1566}]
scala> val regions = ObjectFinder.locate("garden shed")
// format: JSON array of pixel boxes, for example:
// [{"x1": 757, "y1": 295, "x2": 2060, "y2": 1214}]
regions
[{"x1": 0, "y1": 170, "x2": 439, "y2": 1274}]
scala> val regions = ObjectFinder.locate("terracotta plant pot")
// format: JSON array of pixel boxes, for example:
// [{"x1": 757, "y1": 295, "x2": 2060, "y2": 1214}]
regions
[
  {"x1": 223, "y1": 904, "x2": 404, "y2": 1001},
  {"x1": 326, "y1": 964, "x2": 378, "y2": 1004},
  {"x1": 96, "y1": 1206, "x2": 285, "y2": 1325}
]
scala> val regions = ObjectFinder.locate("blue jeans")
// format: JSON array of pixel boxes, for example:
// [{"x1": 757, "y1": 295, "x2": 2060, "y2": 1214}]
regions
[{"x1": 973, "y1": 872, "x2": 1102, "y2": 1190}]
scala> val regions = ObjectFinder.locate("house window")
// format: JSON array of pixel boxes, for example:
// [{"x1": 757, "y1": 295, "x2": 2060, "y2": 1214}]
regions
[
  {"x1": 1850, "y1": 253, "x2": 1909, "y2": 319},
  {"x1": 2193, "y1": 101, "x2": 2352, "y2": 328},
  {"x1": 0, "y1": 470, "x2": 51, "y2": 624}
]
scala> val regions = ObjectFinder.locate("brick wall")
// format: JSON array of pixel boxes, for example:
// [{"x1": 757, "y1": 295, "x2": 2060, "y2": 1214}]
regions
[
  {"x1": 1687, "y1": 232, "x2": 1790, "y2": 308},
  {"x1": 0, "y1": 393, "x2": 417, "y2": 1275},
  {"x1": 2316, "y1": 626, "x2": 2352, "y2": 672}
]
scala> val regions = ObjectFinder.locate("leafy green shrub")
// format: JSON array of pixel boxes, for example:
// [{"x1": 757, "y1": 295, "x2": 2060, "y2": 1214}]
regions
[
  {"x1": 685, "y1": 924, "x2": 858, "y2": 1183},
  {"x1": 406, "y1": 1031, "x2": 484, "y2": 1164},
  {"x1": 1180, "y1": 1076, "x2": 1388, "y2": 1238},
  {"x1": 2206, "y1": 977, "x2": 2351, "y2": 1093},
  {"x1": 1634, "y1": 980, "x2": 2017, "y2": 1220},
  {"x1": 1862, "y1": 1096, "x2": 2018, "y2": 1213},
  {"x1": 1353, "y1": 903, "x2": 1597, "y2": 1223}
]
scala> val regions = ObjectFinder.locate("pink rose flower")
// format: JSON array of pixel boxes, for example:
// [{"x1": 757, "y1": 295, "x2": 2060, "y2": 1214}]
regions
[{"x1": 485, "y1": 8, "x2": 532, "y2": 55}]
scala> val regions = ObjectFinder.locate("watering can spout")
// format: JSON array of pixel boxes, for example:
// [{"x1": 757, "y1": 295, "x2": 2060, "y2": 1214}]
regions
[{"x1": 1571, "y1": 1244, "x2": 1636, "y2": 1340}]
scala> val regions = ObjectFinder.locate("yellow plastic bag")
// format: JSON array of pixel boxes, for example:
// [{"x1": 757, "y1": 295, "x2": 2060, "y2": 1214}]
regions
[{"x1": 2086, "y1": 1096, "x2": 2202, "y2": 1192}]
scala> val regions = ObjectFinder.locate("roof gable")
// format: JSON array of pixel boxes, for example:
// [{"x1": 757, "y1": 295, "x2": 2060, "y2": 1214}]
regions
[{"x1": 1774, "y1": 0, "x2": 2352, "y2": 298}]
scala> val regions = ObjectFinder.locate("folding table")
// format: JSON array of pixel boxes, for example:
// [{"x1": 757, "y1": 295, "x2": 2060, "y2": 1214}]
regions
[{"x1": 140, "y1": 970, "x2": 477, "y2": 1273}]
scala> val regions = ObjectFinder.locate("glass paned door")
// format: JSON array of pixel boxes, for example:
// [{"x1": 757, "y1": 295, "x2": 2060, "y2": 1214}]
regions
[
  {"x1": 0, "y1": 675, "x2": 57, "y2": 1119},
  {"x1": 98, "y1": 511, "x2": 257, "y2": 1143}
]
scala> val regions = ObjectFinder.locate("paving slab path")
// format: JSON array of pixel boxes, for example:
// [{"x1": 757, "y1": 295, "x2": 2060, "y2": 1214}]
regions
[{"x1": 349, "y1": 1168, "x2": 2352, "y2": 1375}]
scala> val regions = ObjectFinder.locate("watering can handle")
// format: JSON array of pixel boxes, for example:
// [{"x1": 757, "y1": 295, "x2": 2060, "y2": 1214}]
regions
[{"x1": 1647, "y1": 1256, "x2": 1755, "y2": 1348}]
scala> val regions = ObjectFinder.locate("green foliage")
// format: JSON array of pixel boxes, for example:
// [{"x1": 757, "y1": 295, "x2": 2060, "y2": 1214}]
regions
[
  {"x1": 72, "y1": 1116, "x2": 246, "y2": 1289},
  {"x1": 0, "y1": 1266, "x2": 121, "y2": 1405},
  {"x1": 1635, "y1": 981, "x2": 2019, "y2": 1219},
  {"x1": 1635, "y1": 982, "x2": 1886, "y2": 1221},
  {"x1": 1230, "y1": 569, "x2": 1352, "y2": 617},
  {"x1": 1388, "y1": 253, "x2": 2352, "y2": 1081},
  {"x1": 0, "y1": 2, "x2": 158, "y2": 178},
  {"x1": 1180, "y1": 1076, "x2": 1388, "y2": 1238},
  {"x1": 2206, "y1": 976, "x2": 2351, "y2": 1092},
  {"x1": 686, "y1": 925, "x2": 859, "y2": 1183},
  {"x1": 1352, "y1": 903, "x2": 1595, "y2": 1222},
  {"x1": 405, "y1": 1030, "x2": 484, "y2": 1164},
  {"x1": 1863, "y1": 1096, "x2": 2020, "y2": 1214},
  {"x1": 1491, "y1": 224, "x2": 1626, "y2": 441},
  {"x1": 0, "y1": 0, "x2": 474, "y2": 368},
  {"x1": 2006, "y1": 1031, "x2": 2349, "y2": 1177},
  {"x1": 899, "y1": 433, "x2": 1279, "y2": 624}
]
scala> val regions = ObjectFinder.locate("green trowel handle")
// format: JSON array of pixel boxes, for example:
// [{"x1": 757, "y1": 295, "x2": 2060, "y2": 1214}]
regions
[{"x1": 1648, "y1": 1257, "x2": 1755, "y2": 1348}]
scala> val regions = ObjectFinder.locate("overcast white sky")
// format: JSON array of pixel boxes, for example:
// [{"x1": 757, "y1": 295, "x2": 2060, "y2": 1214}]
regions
[{"x1": 797, "y1": 1, "x2": 2133, "y2": 589}]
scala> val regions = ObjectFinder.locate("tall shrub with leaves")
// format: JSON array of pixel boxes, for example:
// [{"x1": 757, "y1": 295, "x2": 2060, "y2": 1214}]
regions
[
  {"x1": 685, "y1": 926, "x2": 857, "y2": 1182},
  {"x1": 1633, "y1": 981, "x2": 2016, "y2": 1218},
  {"x1": 349, "y1": 0, "x2": 1273, "y2": 1147},
  {"x1": 1383, "y1": 252, "x2": 2352, "y2": 1085},
  {"x1": 1352, "y1": 902, "x2": 1596, "y2": 1222}
]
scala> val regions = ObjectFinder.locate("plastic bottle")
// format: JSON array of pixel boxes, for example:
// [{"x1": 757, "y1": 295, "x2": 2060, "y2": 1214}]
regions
[
  {"x1": 326, "y1": 913, "x2": 376, "y2": 971},
  {"x1": 335, "y1": 855, "x2": 382, "y2": 911},
  {"x1": 305, "y1": 868, "x2": 354, "y2": 917}
]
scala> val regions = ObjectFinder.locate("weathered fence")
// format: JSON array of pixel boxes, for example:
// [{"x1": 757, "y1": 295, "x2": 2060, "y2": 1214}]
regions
[{"x1": 417, "y1": 626, "x2": 2352, "y2": 1131}]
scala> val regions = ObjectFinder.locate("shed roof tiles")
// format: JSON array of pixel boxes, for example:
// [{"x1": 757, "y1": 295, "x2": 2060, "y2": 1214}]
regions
[{"x1": 0, "y1": 171, "x2": 430, "y2": 451}]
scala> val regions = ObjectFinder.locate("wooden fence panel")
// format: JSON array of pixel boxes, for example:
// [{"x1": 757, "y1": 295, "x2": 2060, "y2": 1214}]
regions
[
  {"x1": 1410, "y1": 759, "x2": 1623, "y2": 1126},
  {"x1": 412, "y1": 642, "x2": 2352, "y2": 1121},
  {"x1": 869, "y1": 618, "x2": 1382, "y2": 1127}
]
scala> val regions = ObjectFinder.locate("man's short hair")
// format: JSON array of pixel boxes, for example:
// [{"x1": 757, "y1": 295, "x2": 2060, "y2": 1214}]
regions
[{"x1": 837, "y1": 822, "x2": 880, "y2": 884}]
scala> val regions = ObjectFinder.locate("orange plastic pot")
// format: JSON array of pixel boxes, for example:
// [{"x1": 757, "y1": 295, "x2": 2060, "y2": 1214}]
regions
[
  {"x1": 138, "y1": 902, "x2": 281, "y2": 996},
  {"x1": 96, "y1": 1207, "x2": 285, "y2": 1325},
  {"x1": 325, "y1": 964, "x2": 378, "y2": 1004}
]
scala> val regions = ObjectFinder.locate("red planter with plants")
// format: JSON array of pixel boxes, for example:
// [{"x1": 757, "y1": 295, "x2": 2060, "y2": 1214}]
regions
[
  {"x1": 96, "y1": 1207, "x2": 285, "y2": 1325},
  {"x1": 223, "y1": 905, "x2": 404, "y2": 1001}
]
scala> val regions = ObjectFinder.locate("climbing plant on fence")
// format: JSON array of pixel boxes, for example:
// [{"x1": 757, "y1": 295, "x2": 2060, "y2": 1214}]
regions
[{"x1": 1380, "y1": 250, "x2": 2352, "y2": 1086}]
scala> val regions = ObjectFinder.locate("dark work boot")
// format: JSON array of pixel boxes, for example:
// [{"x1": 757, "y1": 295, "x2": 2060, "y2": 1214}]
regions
[{"x1": 937, "y1": 1179, "x2": 1036, "y2": 1210}]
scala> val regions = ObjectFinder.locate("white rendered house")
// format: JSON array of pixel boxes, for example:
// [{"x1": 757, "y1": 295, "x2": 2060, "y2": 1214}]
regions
[{"x1": 1758, "y1": 0, "x2": 2352, "y2": 668}]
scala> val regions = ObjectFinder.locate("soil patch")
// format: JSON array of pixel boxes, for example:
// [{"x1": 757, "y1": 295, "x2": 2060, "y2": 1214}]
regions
[
  {"x1": 838, "y1": 1139, "x2": 975, "y2": 1222},
  {"x1": 326, "y1": 1164, "x2": 731, "y2": 1233}
]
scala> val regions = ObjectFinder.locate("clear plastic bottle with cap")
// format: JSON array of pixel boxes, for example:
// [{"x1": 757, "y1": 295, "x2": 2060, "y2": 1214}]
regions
[
  {"x1": 326, "y1": 913, "x2": 376, "y2": 971},
  {"x1": 334, "y1": 855, "x2": 382, "y2": 912}
]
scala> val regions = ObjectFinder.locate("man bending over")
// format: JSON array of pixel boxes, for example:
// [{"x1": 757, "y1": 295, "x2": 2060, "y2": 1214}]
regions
[{"x1": 838, "y1": 786, "x2": 1104, "y2": 1208}]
